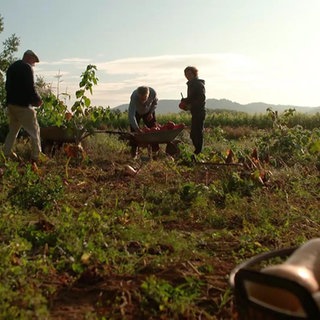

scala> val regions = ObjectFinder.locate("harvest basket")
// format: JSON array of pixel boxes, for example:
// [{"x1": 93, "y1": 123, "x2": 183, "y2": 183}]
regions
[{"x1": 229, "y1": 247, "x2": 320, "y2": 320}]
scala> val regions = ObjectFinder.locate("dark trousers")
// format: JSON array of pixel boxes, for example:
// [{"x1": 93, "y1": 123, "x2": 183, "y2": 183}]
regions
[
  {"x1": 130, "y1": 112, "x2": 159, "y2": 156},
  {"x1": 190, "y1": 109, "x2": 205, "y2": 154}
]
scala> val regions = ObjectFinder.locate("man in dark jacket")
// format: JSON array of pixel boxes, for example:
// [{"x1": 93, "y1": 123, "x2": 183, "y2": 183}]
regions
[
  {"x1": 3, "y1": 49, "x2": 43, "y2": 162},
  {"x1": 182, "y1": 66, "x2": 206, "y2": 155}
]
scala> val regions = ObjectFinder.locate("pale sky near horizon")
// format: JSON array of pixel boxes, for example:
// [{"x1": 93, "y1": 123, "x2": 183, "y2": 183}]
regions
[{"x1": 2, "y1": 0, "x2": 320, "y2": 108}]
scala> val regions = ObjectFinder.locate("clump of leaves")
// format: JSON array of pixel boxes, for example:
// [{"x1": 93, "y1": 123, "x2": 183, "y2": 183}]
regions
[
  {"x1": 4, "y1": 163, "x2": 63, "y2": 209},
  {"x1": 140, "y1": 275, "x2": 202, "y2": 316},
  {"x1": 0, "y1": 234, "x2": 52, "y2": 319},
  {"x1": 257, "y1": 108, "x2": 319, "y2": 166},
  {"x1": 208, "y1": 181, "x2": 226, "y2": 208},
  {"x1": 37, "y1": 92, "x2": 69, "y2": 128},
  {"x1": 223, "y1": 171, "x2": 255, "y2": 197},
  {"x1": 179, "y1": 182, "x2": 207, "y2": 204}
]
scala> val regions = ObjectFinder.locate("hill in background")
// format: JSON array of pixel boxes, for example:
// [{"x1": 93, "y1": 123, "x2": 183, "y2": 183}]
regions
[{"x1": 114, "y1": 98, "x2": 320, "y2": 115}]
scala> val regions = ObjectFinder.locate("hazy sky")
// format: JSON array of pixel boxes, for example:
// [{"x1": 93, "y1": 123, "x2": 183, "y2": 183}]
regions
[{"x1": 2, "y1": 0, "x2": 320, "y2": 108}]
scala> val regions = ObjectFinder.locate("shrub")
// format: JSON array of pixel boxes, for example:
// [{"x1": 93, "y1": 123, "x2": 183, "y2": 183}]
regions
[{"x1": 3, "y1": 163, "x2": 64, "y2": 209}]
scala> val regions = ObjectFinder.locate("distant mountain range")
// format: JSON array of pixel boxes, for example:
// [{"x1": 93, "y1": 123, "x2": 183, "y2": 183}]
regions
[{"x1": 114, "y1": 98, "x2": 320, "y2": 115}]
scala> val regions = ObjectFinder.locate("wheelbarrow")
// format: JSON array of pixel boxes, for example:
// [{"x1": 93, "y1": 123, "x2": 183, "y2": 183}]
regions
[
  {"x1": 40, "y1": 126, "x2": 88, "y2": 144},
  {"x1": 120, "y1": 126, "x2": 185, "y2": 157},
  {"x1": 40, "y1": 126, "x2": 89, "y2": 156},
  {"x1": 40, "y1": 125, "x2": 185, "y2": 157},
  {"x1": 40, "y1": 126, "x2": 132, "y2": 156}
]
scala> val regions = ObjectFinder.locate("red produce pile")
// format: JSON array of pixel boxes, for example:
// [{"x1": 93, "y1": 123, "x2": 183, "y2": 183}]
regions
[{"x1": 140, "y1": 122, "x2": 185, "y2": 133}]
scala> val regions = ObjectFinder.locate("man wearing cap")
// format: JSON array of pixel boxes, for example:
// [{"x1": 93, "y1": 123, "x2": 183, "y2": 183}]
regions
[{"x1": 3, "y1": 49, "x2": 43, "y2": 162}]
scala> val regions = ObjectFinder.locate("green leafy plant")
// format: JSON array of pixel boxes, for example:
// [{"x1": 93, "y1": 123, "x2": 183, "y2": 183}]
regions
[
  {"x1": 141, "y1": 275, "x2": 202, "y2": 315},
  {"x1": 257, "y1": 108, "x2": 318, "y2": 166},
  {"x1": 37, "y1": 65, "x2": 119, "y2": 147},
  {"x1": 37, "y1": 91, "x2": 68, "y2": 128},
  {"x1": 4, "y1": 163, "x2": 64, "y2": 209}
]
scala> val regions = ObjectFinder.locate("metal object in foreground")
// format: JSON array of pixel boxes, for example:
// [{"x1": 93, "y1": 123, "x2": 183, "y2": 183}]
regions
[{"x1": 229, "y1": 247, "x2": 320, "y2": 319}]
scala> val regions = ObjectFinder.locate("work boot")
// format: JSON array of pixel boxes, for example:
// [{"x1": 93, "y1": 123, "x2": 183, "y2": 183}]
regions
[
  {"x1": 191, "y1": 154, "x2": 198, "y2": 163},
  {"x1": 4, "y1": 151, "x2": 19, "y2": 161},
  {"x1": 131, "y1": 146, "x2": 139, "y2": 160},
  {"x1": 152, "y1": 151, "x2": 159, "y2": 160},
  {"x1": 31, "y1": 152, "x2": 49, "y2": 165}
]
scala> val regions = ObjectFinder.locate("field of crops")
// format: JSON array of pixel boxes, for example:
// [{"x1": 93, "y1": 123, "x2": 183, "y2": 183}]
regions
[{"x1": 0, "y1": 107, "x2": 319, "y2": 319}]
